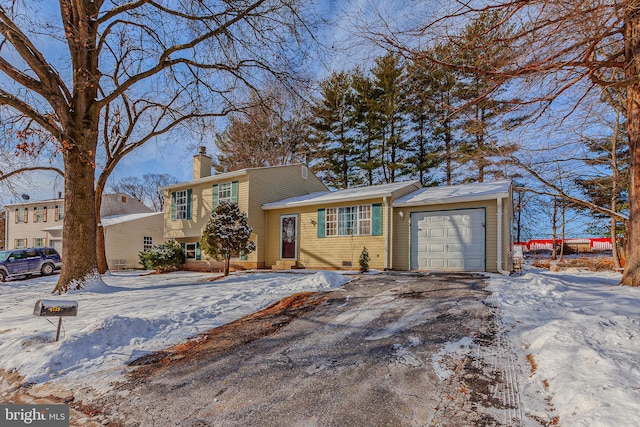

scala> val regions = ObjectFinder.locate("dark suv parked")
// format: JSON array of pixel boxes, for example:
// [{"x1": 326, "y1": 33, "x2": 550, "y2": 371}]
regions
[{"x1": 0, "y1": 247, "x2": 62, "y2": 282}]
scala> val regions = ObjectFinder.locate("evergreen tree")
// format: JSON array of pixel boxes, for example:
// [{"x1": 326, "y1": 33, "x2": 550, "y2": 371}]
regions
[
  {"x1": 371, "y1": 53, "x2": 409, "y2": 183},
  {"x1": 453, "y1": 11, "x2": 519, "y2": 182},
  {"x1": 405, "y1": 54, "x2": 448, "y2": 186},
  {"x1": 200, "y1": 201, "x2": 256, "y2": 276},
  {"x1": 310, "y1": 71, "x2": 361, "y2": 188},
  {"x1": 352, "y1": 69, "x2": 384, "y2": 185}
]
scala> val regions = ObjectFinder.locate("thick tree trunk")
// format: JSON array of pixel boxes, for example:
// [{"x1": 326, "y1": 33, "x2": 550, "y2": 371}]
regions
[
  {"x1": 53, "y1": 147, "x2": 98, "y2": 293},
  {"x1": 622, "y1": 4, "x2": 640, "y2": 286}
]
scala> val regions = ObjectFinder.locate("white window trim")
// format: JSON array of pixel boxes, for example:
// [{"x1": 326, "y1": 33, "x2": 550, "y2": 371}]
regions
[{"x1": 326, "y1": 205, "x2": 372, "y2": 237}]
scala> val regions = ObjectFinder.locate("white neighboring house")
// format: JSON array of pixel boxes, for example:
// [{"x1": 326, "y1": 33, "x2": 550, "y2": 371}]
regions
[{"x1": 4, "y1": 193, "x2": 164, "y2": 270}]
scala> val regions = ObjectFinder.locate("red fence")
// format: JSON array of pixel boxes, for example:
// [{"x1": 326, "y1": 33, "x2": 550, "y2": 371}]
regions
[{"x1": 515, "y1": 238, "x2": 616, "y2": 252}]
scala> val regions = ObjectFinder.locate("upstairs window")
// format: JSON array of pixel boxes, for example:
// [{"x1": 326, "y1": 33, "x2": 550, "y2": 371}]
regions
[
  {"x1": 171, "y1": 189, "x2": 192, "y2": 220},
  {"x1": 34, "y1": 207, "x2": 44, "y2": 223},
  {"x1": 55, "y1": 205, "x2": 64, "y2": 221},
  {"x1": 212, "y1": 181, "x2": 238, "y2": 209},
  {"x1": 15, "y1": 208, "x2": 28, "y2": 223}
]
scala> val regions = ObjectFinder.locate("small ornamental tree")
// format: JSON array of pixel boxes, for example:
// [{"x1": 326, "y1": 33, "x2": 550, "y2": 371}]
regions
[
  {"x1": 359, "y1": 247, "x2": 370, "y2": 273},
  {"x1": 200, "y1": 201, "x2": 256, "y2": 276}
]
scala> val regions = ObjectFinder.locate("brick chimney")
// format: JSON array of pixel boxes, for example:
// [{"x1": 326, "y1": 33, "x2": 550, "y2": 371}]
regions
[{"x1": 193, "y1": 146, "x2": 212, "y2": 179}]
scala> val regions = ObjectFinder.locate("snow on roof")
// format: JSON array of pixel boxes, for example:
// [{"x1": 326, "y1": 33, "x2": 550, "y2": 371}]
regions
[
  {"x1": 393, "y1": 180, "x2": 512, "y2": 207},
  {"x1": 100, "y1": 212, "x2": 163, "y2": 226},
  {"x1": 41, "y1": 212, "x2": 162, "y2": 231},
  {"x1": 262, "y1": 181, "x2": 421, "y2": 209}
]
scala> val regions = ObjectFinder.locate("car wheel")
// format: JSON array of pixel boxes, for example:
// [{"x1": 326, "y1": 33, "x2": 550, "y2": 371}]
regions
[
  {"x1": 0, "y1": 270, "x2": 6, "y2": 282},
  {"x1": 41, "y1": 263, "x2": 55, "y2": 276}
]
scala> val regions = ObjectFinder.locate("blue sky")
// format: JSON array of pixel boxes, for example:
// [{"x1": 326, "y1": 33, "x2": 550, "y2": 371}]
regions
[{"x1": 2, "y1": 0, "x2": 399, "y2": 203}]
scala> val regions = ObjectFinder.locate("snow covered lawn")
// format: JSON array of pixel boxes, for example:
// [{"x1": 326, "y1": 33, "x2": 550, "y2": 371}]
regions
[
  {"x1": 1, "y1": 267, "x2": 639, "y2": 426},
  {"x1": 490, "y1": 268, "x2": 640, "y2": 426},
  {"x1": 0, "y1": 270, "x2": 349, "y2": 397}
]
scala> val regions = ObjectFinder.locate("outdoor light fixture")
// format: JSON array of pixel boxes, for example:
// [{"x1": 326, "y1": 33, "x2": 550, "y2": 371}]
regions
[
  {"x1": 398, "y1": 211, "x2": 405, "y2": 219},
  {"x1": 308, "y1": 217, "x2": 317, "y2": 225}
]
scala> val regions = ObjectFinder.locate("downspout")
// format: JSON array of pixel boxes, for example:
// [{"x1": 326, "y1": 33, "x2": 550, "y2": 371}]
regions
[
  {"x1": 497, "y1": 197, "x2": 510, "y2": 275},
  {"x1": 384, "y1": 196, "x2": 390, "y2": 271}
]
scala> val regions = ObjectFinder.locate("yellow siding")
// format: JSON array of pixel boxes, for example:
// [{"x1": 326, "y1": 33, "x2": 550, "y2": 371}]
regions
[
  {"x1": 104, "y1": 215, "x2": 164, "y2": 268},
  {"x1": 265, "y1": 198, "x2": 387, "y2": 270},
  {"x1": 247, "y1": 165, "x2": 328, "y2": 267},
  {"x1": 164, "y1": 164, "x2": 328, "y2": 269},
  {"x1": 392, "y1": 199, "x2": 513, "y2": 273}
]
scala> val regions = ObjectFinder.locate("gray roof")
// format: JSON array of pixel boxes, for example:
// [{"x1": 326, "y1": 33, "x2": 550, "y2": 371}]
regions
[
  {"x1": 393, "y1": 180, "x2": 512, "y2": 207},
  {"x1": 263, "y1": 181, "x2": 421, "y2": 209}
]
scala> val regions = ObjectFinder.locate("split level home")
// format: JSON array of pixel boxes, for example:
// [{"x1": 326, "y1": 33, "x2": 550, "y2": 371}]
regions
[
  {"x1": 4, "y1": 193, "x2": 163, "y2": 270},
  {"x1": 163, "y1": 148, "x2": 514, "y2": 274}
]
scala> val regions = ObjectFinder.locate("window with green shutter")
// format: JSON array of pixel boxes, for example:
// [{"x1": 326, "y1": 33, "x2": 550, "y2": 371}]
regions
[
  {"x1": 371, "y1": 203, "x2": 382, "y2": 236},
  {"x1": 212, "y1": 181, "x2": 238, "y2": 210},
  {"x1": 317, "y1": 208, "x2": 325, "y2": 238},
  {"x1": 172, "y1": 189, "x2": 192, "y2": 220}
]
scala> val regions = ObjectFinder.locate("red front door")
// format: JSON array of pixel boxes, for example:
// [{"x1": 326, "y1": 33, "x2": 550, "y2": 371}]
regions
[{"x1": 281, "y1": 215, "x2": 298, "y2": 259}]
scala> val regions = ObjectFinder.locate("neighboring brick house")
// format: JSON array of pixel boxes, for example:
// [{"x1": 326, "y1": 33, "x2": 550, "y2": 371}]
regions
[{"x1": 4, "y1": 193, "x2": 163, "y2": 269}]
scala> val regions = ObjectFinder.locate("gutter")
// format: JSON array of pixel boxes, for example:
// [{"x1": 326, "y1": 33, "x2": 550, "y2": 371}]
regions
[
  {"x1": 496, "y1": 197, "x2": 510, "y2": 275},
  {"x1": 384, "y1": 196, "x2": 390, "y2": 270}
]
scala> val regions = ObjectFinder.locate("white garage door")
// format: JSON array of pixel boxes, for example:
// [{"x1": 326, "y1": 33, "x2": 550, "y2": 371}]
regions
[{"x1": 411, "y1": 209, "x2": 485, "y2": 271}]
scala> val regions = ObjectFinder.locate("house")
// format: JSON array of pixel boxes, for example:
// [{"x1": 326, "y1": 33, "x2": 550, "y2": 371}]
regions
[
  {"x1": 263, "y1": 180, "x2": 513, "y2": 273},
  {"x1": 160, "y1": 147, "x2": 328, "y2": 270},
  {"x1": 4, "y1": 193, "x2": 164, "y2": 269},
  {"x1": 262, "y1": 180, "x2": 422, "y2": 270},
  {"x1": 166, "y1": 149, "x2": 514, "y2": 274}
]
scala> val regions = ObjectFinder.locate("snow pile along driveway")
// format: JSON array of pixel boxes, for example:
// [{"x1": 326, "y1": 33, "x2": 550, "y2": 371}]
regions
[
  {"x1": 0, "y1": 270, "x2": 349, "y2": 397},
  {"x1": 489, "y1": 269, "x2": 640, "y2": 426}
]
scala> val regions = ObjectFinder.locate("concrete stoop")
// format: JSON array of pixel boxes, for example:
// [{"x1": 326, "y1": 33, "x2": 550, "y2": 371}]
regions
[{"x1": 271, "y1": 260, "x2": 305, "y2": 270}]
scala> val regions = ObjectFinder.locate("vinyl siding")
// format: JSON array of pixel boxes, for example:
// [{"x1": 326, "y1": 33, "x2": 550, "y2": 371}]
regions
[
  {"x1": 164, "y1": 164, "x2": 328, "y2": 269},
  {"x1": 5, "y1": 201, "x2": 62, "y2": 249},
  {"x1": 104, "y1": 215, "x2": 164, "y2": 268},
  {"x1": 392, "y1": 199, "x2": 512, "y2": 273},
  {"x1": 265, "y1": 198, "x2": 387, "y2": 270},
  {"x1": 247, "y1": 165, "x2": 328, "y2": 267}
]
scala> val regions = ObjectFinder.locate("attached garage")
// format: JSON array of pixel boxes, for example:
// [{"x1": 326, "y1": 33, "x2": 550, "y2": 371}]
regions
[
  {"x1": 393, "y1": 180, "x2": 513, "y2": 274},
  {"x1": 411, "y1": 209, "x2": 486, "y2": 271}
]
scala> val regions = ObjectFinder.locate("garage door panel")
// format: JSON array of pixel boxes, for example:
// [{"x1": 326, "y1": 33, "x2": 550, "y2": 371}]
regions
[{"x1": 411, "y1": 209, "x2": 485, "y2": 272}]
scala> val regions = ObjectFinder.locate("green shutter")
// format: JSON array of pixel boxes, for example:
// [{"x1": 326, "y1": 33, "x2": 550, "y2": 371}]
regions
[
  {"x1": 231, "y1": 181, "x2": 239, "y2": 203},
  {"x1": 372, "y1": 203, "x2": 382, "y2": 236},
  {"x1": 196, "y1": 242, "x2": 201, "y2": 260},
  {"x1": 212, "y1": 184, "x2": 219, "y2": 210},
  {"x1": 186, "y1": 189, "x2": 193, "y2": 219},
  {"x1": 317, "y1": 208, "x2": 326, "y2": 238},
  {"x1": 171, "y1": 192, "x2": 177, "y2": 221}
]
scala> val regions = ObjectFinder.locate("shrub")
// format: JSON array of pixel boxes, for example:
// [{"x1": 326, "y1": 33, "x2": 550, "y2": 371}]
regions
[
  {"x1": 138, "y1": 239, "x2": 185, "y2": 272},
  {"x1": 359, "y1": 246, "x2": 370, "y2": 273}
]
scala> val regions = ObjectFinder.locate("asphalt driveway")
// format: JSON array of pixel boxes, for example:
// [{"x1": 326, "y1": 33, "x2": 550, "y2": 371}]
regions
[{"x1": 94, "y1": 272, "x2": 528, "y2": 426}]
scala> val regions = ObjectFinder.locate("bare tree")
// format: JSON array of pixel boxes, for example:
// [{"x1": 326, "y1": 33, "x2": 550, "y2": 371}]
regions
[
  {"x1": 0, "y1": 1, "x2": 321, "y2": 292},
  {"x1": 110, "y1": 173, "x2": 177, "y2": 212},
  {"x1": 370, "y1": 1, "x2": 640, "y2": 286}
]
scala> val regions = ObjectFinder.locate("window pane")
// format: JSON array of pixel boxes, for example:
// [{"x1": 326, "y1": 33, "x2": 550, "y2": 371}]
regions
[
  {"x1": 358, "y1": 205, "x2": 371, "y2": 235},
  {"x1": 219, "y1": 183, "x2": 232, "y2": 202},
  {"x1": 326, "y1": 208, "x2": 337, "y2": 236},
  {"x1": 176, "y1": 190, "x2": 188, "y2": 220}
]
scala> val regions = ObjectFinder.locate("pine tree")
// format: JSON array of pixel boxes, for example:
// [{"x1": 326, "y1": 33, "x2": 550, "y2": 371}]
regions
[
  {"x1": 309, "y1": 71, "x2": 361, "y2": 188},
  {"x1": 352, "y1": 69, "x2": 384, "y2": 185},
  {"x1": 200, "y1": 201, "x2": 256, "y2": 276},
  {"x1": 370, "y1": 53, "x2": 409, "y2": 183},
  {"x1": 453, "y1": 11, "x2": 519, "y2": 182}
]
